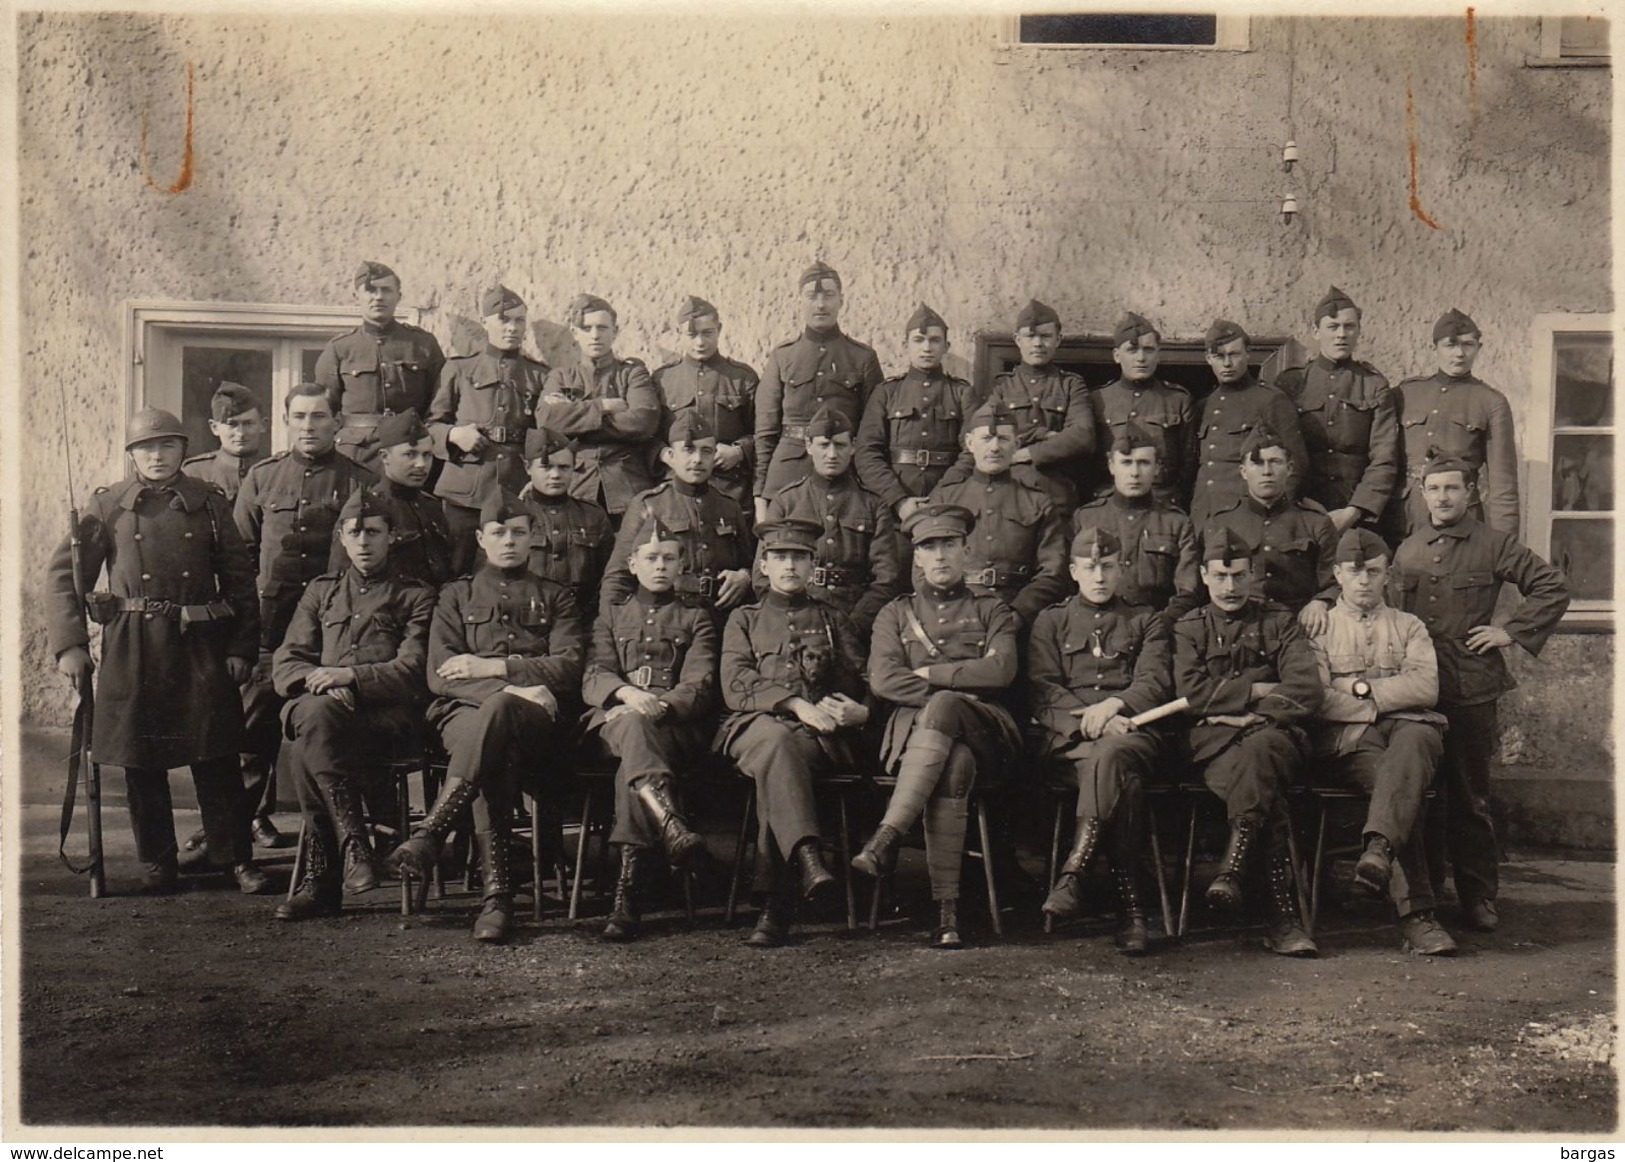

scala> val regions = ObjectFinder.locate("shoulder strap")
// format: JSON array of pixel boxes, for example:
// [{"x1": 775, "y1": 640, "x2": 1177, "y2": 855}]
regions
[{"x1": 901, "y1": 604, "x2": 940, "y2": 658}]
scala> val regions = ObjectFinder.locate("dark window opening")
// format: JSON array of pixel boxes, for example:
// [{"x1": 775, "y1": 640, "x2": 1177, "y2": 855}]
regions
[
  {"x1": 1018, "y1": 13, "x2": 1218, "y2": 46},
  {"x1": 974, "y1": 335, "x2": 1286, "y2": 405}
]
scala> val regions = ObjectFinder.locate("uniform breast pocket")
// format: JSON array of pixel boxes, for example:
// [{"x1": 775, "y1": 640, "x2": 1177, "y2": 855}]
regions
[
  {"x1": 1140, "y1": 536, "x2": 1179, "y2": 580},
  {"x1": 355, "y1": 618, "x2": 403, "y2": 664},
  {"x1": 839, "y1": 515, "x2": 873, "y2": 543},
  {"x1": 1278, "y1": 536, "x2": 1314, "y2": 558},
  {"x1": 1327, "y1": 651, "x2": 1368, "y2": 679},
  {"x1": 1451, "y1": 570, "x2": 1495, "y2": 599},
  {"x1": 460, "y1": 606, "x2": 495, "y2": 649},
  {"x1": 948, "y1": 629, "x2": 988, "y2": 659}
]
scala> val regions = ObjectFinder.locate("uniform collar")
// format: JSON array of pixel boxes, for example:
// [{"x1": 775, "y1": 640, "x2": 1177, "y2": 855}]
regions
[
  {"x1": 903, "y1": 366, "x2": 946, "y2": 385},
  {"x1": 1212, "y1": 597, "x2": 1259, "y2": 623},
  {"x1": 586, "y1": 352, "x2": 618, "y2": 373},
  {"x1": 1244, "y1": 492, "x2": 1292, "y2": 517},
  {"x1": 124, "y1": 474, "x2": 204, "y2": 512},
  {"x1": 1017, "y1": 363, "x2": 1057, "y2": 382},
  {"x1": 917, "y1": 579, "x2": 968, "y2": 601},
  {"x1": 385, "y1": 479, "x2": 423, "y2": 501},
  {"x1": 1313, "y1": 354, "x2": 1349, "y2": 372},
  {"x1": 671, "y1": 478, "x2": 709, "y2": 498},
  {"x1": 520, "y1": 484, "x2": 568, "y2": 506},
  {"x1": 480, "y1": 561, "x2": 531, "y2": 582},
  {"x1": 289, "y1": 447, "x2": 339, "y2": 468},
  {"x1": 803, "y1": 325, "x2": 842, "y2": 343},
  {"x1": 1076, "y1": 593, "x2": 1120, "y2": 613},
  {"x1": 1429, "y1": 512, "x2": 1479, "y2": 540},
  {"x1": 485, "y1": 343, "x2": 521, "y2": 360},
  {"x1": 765, "y1": 588, "x2": 812, "y2": 608},
  {"x1": 349, "y1": 561, "x2": 392, "y2": 584},
  {"x1": 1334, "y1": 594, "x2": 1389, "y2": 618},
  {"x1": 811, "y1": 468, "x2": 856, "y2": 490},
  {"x1": 1109, "y1": 489, "x2": 1155, "y2": 511},
  {"x1": 682, "y1": 353, "x2": 719, "y2": 369},
  {"x1": 1212, "y1": 373, "x2": 1256, "y2": 393},
  {"x1": 635, "y1": 584, "x2": 676, "y2": 606},
  {"x1": 361, "y1": 319, "x2": 397, "y2": 337},
  {"x1": 970, "y1": 469, "x2": 1011, "y2": 486}
]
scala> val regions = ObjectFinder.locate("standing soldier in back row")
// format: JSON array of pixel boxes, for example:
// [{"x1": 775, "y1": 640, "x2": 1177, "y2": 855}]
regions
[
  {"x1": 654, "y1": 295, "x2": 759, "y2": 510},
  {"x1": 47, "y1": 408, "x2": 267, "y2": 895},
  {"x1": 534, "y1": 294, "x2": 662, "y2": 527},
  {"x1": 754, "y1": 262, "x2": 885, "y2": 517},
  {"x1": 1269, "y1": 286, "x2": 1398, "y2": 535},
  {"x1": 1091, "y1": 313, "x2": 1195, "y2": 509},
  {"x1": 428, "y1": 285, "x2": 549, "y2": 573},
  {"x1": 941, "y1": 299, "x2": 1094, "y2": 515},
  {"x1": 314, "y1": 261, "x2": 446, "y2": 468},
  {"x1": 1386, "y1": 308, "x2": 1520, "y2": 541},
  {"x1": 183, "y1": 382, "x2": 270, "y2": 502}
]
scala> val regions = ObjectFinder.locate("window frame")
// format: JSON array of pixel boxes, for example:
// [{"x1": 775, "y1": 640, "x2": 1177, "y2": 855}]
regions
[
  {"x1": 1006, "y1": 13, "x2": 1249, "y2": 51},
  {"x1": 973, "y1": 331, "x2": 1287, "y2": 394},
  {"x1": 123, "y1": 299, "x2": 425, "y2": 459},
  {"x1": 1525, "y1": 312, "x2": 1614, "y2": 631},
  {"x1": 1528, "y1": 15, "x2": 1610, "y2": 68}
]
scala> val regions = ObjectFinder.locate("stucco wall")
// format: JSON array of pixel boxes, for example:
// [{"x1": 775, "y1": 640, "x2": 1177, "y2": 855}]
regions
[{"x1": 15, "y1": 13, "x2": 1612, "y2": 751}]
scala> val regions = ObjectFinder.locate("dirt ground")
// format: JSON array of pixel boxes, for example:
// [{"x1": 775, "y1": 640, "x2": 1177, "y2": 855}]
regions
[{"x1": 12, "y1": 730, "x2": 1618, "y2": 1134}]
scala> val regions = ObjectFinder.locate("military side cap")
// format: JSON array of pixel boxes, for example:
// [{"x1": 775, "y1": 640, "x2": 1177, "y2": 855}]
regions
[
  {"x1": 757, "y1": 518, "x2": 822, "y2": 554},
  {"x1": 478, "y1": 489, "x2": 530, "y2": 527},
  {"x1": 1070, "y1": 525, "x2": 1122, "y2": 562},
  {"x1": 965, "y1": 398, "x2": 1016, "y2": 435},
  {"x1": 1432, "y1": 307, "x2": 1480, "y2": 342},
  {"x1": 524, "y1": 426, "x2": 573, "y2": 462},
  {"x1": 675, "y1": 295, "x2": 718, "y2": 327},
  {"x1": 1421, "y1": 446, "x2": 1476, "y2": 482},
  {"x1": 799, "y1": 260, "x2": 841, "y2": 289},
  {"x1": 1015, "y1": 299, "x2": 1061, "y2": 331},
  {"x1": 804, "y1": 403, "x2": 854, "y2": 440},
  {"x1": 1200, "y1": 523, "x2": 1254, "y2": 567},
  {"x1": 906, "y1": 303, "x2": 948, "y2": 335},
  {"x1": 1204, "y1": 318, "x2": 1249, "y2": 351},
  {"x1": 1240, "y1": 424, "x2": 1291, "y2": 460},
  {"x1": 1334, "y1": 527, "x2": 1389, "y2": 569},
  {"x1": 903, "y1": 503, "x2": 975, "y2": 545},
  {"x1": 210, "y1": 382, "x2": 259, "y2": 422},
  {"x1": 1313, "y1": 285, "x2": 1358, "y2": 322},
  {"x1": 354, "y1": 260, "x2": 397, "y2": 288},
  {"x1": 1113, "y1": 312, "x2": 1158, "y2": 347},
  {"x1": 567, "y1": 293, "x2": 616, "y2": 327},
  {"x1": 125, "y1": 407, "x2": 187, "y2": 450},
  {"x1": 479, "y1": 284, "x2": 525, "y2": 317},
  {"x1": 667, "y1": 409, "x2": 716, "y2": 445},
  {"x1": 373, "y1": 409, "x2": 430, "y2": 450},
  {"x1": 339, "y1": 486, "x2": 391, "y2": 527},
  {"x1": 1110, "y1": 419, "x2": 1159, "y2": 456},
  {"x1": 637, "y1": 515, "x2": 680, "y2": 549}
]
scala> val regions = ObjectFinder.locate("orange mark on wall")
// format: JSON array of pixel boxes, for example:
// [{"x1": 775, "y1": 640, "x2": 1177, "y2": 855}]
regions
[
  {"x1": 1406, "y1": 77, "x2": 1443, "y2": 230},
  {"x1": 1465, "y1": 7, "x2": 1478, "y2": 120},
  {"x1": 139, "y1": 60, "x2": 194, "y2": 194}
]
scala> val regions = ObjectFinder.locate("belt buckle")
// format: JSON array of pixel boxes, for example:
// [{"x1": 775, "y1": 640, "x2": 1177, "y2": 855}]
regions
[
  {"x1": 147, "y1": 598, "x2": 177, "y2": 619},
  {"x1": 905, "y1": 449, "x2": 923, "y2": 466},
  {"x1": 697, "y1": 574, "x2": 716, "y2": 599},
  {"x1": 970, "y1": 568, "x2": 996, "y2": 587},
  {"x1": 811, "y1": 566, "x2": 828, "y2": 587},
  {"x1": 629, "y1": 665, "x2": 654, "y2": 688}
]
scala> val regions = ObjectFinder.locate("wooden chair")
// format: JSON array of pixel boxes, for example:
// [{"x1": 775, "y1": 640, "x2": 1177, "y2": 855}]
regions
[
  {"x1": 723, "y1": 769, "x2": 863, "y2": 932},
  {"x1": 1170, "y1": 781, "x2": 1312, "y2": 938},
  {"x1": 1305, "y1": 784, "x2": 1438, "y2": 932},
  {"x1": 859, "y1": 776, "x2": 1005, "y2": 939},
  {"x1": 566, "y1": 755, "x2": 697, "y2": 925},
  {"x1": 1041, "y1": 780, "x2": 1176, "y2": 938}
]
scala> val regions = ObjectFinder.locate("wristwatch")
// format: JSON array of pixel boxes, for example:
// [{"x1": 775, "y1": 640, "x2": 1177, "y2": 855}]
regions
[{"x1": 1352, "y1": 679, "x2": 1373, "y2": 700}]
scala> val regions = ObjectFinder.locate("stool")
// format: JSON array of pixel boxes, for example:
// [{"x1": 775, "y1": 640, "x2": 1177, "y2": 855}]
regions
[{"x1": 724, "y1": 771, "x2": 861, "y2": 931}]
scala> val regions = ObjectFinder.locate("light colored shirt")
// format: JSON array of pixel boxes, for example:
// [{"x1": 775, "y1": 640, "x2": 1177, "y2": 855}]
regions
[{"x1": 1309, "y1": 596, "x2": 1443, "y2": 755}]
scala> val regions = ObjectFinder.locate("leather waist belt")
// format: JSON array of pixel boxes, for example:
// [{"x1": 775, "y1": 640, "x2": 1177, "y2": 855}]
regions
[
  {"x1": 966, "y1": 566, "x2": 1031, "y2": 588},
  {"x1": 892, "y1": 449, "x2": 955, "y2": 467},
  {"x1": 626, "y1": 665, "x2": 676, "y2": 690},
  {"x1": 812, "y1": 565, "x2": 867, "y2": 587},
  {"x1": 87, "y1": 594, "x2": 233, "y2": 625},
  {"x1": 479, "y1": 425, "x2": 525, "y2": 445},
  {"x1": 674, "y1": 573, "x2": 717, "y2": 599}
]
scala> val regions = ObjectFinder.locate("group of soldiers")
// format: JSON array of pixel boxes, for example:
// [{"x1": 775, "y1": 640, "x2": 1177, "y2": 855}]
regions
[{"x1": 47, "y1": 260, "x2": 1571, "y2": 956}]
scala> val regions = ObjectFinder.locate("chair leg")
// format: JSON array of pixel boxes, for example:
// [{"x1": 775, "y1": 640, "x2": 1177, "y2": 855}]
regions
[
  {"x1": 978, "y1": 799, "x2": 1002, "y2": 939},
  {"x1": 1311, "y1": 799, "x2": 1328, "y2": 933},
  {"x1": 683, "y1": 868, "x2": 696, "y2": 925},
  {"x1": 569, "y1": 790, "x2": 593, "y2": 922},
  {"x1": 287, "y1": 818, "x2": 309, "y2": 904},
  {"x1": 1146, "y1": 797, "x2": 1174, "y2": 939},
  {"x1": 837, "y1": 787, "x2": 857, "y2": 932},
  {"x1": 1285, "y1": 807, "x2": 1312, "y2": 936},
  {"x1": 426, "y1": 767, "x2": 446, "y2": 900},
  {"x1": 397, "y1": 771, "x2": 413, "y2": 917},
  {"x1": 725, "y1": 786, "x2": 755, "y2": 926},
  {"x1": 1044, "y1": 793, "x2": 1067, "y2": 935},
  {"x1": 1178, "y1": 799, "x2": 1197, "y2": 938},
  {"x1": 531, "y1": 795, "x2": 544, "y2": 922}
]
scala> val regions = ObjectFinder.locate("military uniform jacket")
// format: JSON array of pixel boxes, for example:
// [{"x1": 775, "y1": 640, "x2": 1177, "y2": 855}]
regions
[
  {"x1": 717, "y1": 590, "x2": 867, "y2": 753},
  {"x1": 46, "y1": 473, "x2": 259, "y2": 770},
  {"x1": 428, "y1": 346, "x2": 549, "y2": 508},
  {"x1": 182, "y1": 449, "x2": 268, "y2": 503},
  {"x1": 1027, "y1": 596, "x2": 1172, "y2": 748},
  {"x1": 583, "y1": 589, "x2": 719, "y2": 733},
  {"x1": 654, "y1": 354, "x2": 759, "y2": 505},
  {"x1": 314, "y1": 320, "x2": 446, "y2": 455},
  {"x1": 235, "y1": 449, "x2": 376, "y2": 648},
  {"x1": 868, "y1": 582, "x2": 1022, "y2": 764},
  {"x1": 1188, "y1": 376, "x2": 1308, "y2": 528},
  {"x1": 1274, "y1": 355, "x2": 1398, "y2": 517},
  {"x1": 518, "y1": 488, "x2": 615, "y2": 621},
  {"x1": 604, "y1": 480, "x2": 753, "y2": 608},
  {"x1": 426, "y1": 564, "x2": 585, "y2": 719},
  {"x1": 1392, "y1": 514, "x2": 1569, "y2": 707},
  {"x1": 271, "y1": 564, "x2": 435, "y2": 712},
  {"x1": 1390, "y1": 371, "x2": 1520, "y2": 537},
  {"x1": 927, "y1": 470, "x2": 1069, "y2": 624},
  {"x1": 1090, "y1": 377, "x2": 1195, "y2": 504},
  {"x1": 1309, "y1": 599, "x2": 1443, "y2": 757},
  {"x1": 755, "y1": 327, "x2": 884, "y2": 496},
  {"x1": 856, "y1": 369, "x2": 983, "y2": 508},
  {"x1": 761, "y1": 470, "x2": 900, "y2": 635},
  {"x1": 534, "y1": 354, "x2": 662, "y2": 515},
  {"x1": 1172, "y1": 598, "x2": 1323, "y2": 764},
  {"x1": 1071, "y1": 491, "x2": 1200, "y2": 623},
  {"x1": 324, "y1": 481, "x2": 455, "y2": 589},
  {"x1": 1204, "y1": 493, "x2": 1336, "y2": 612},
  {"x1": 939, "y1": 364, "x2": 1094, "y2": 511}
]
